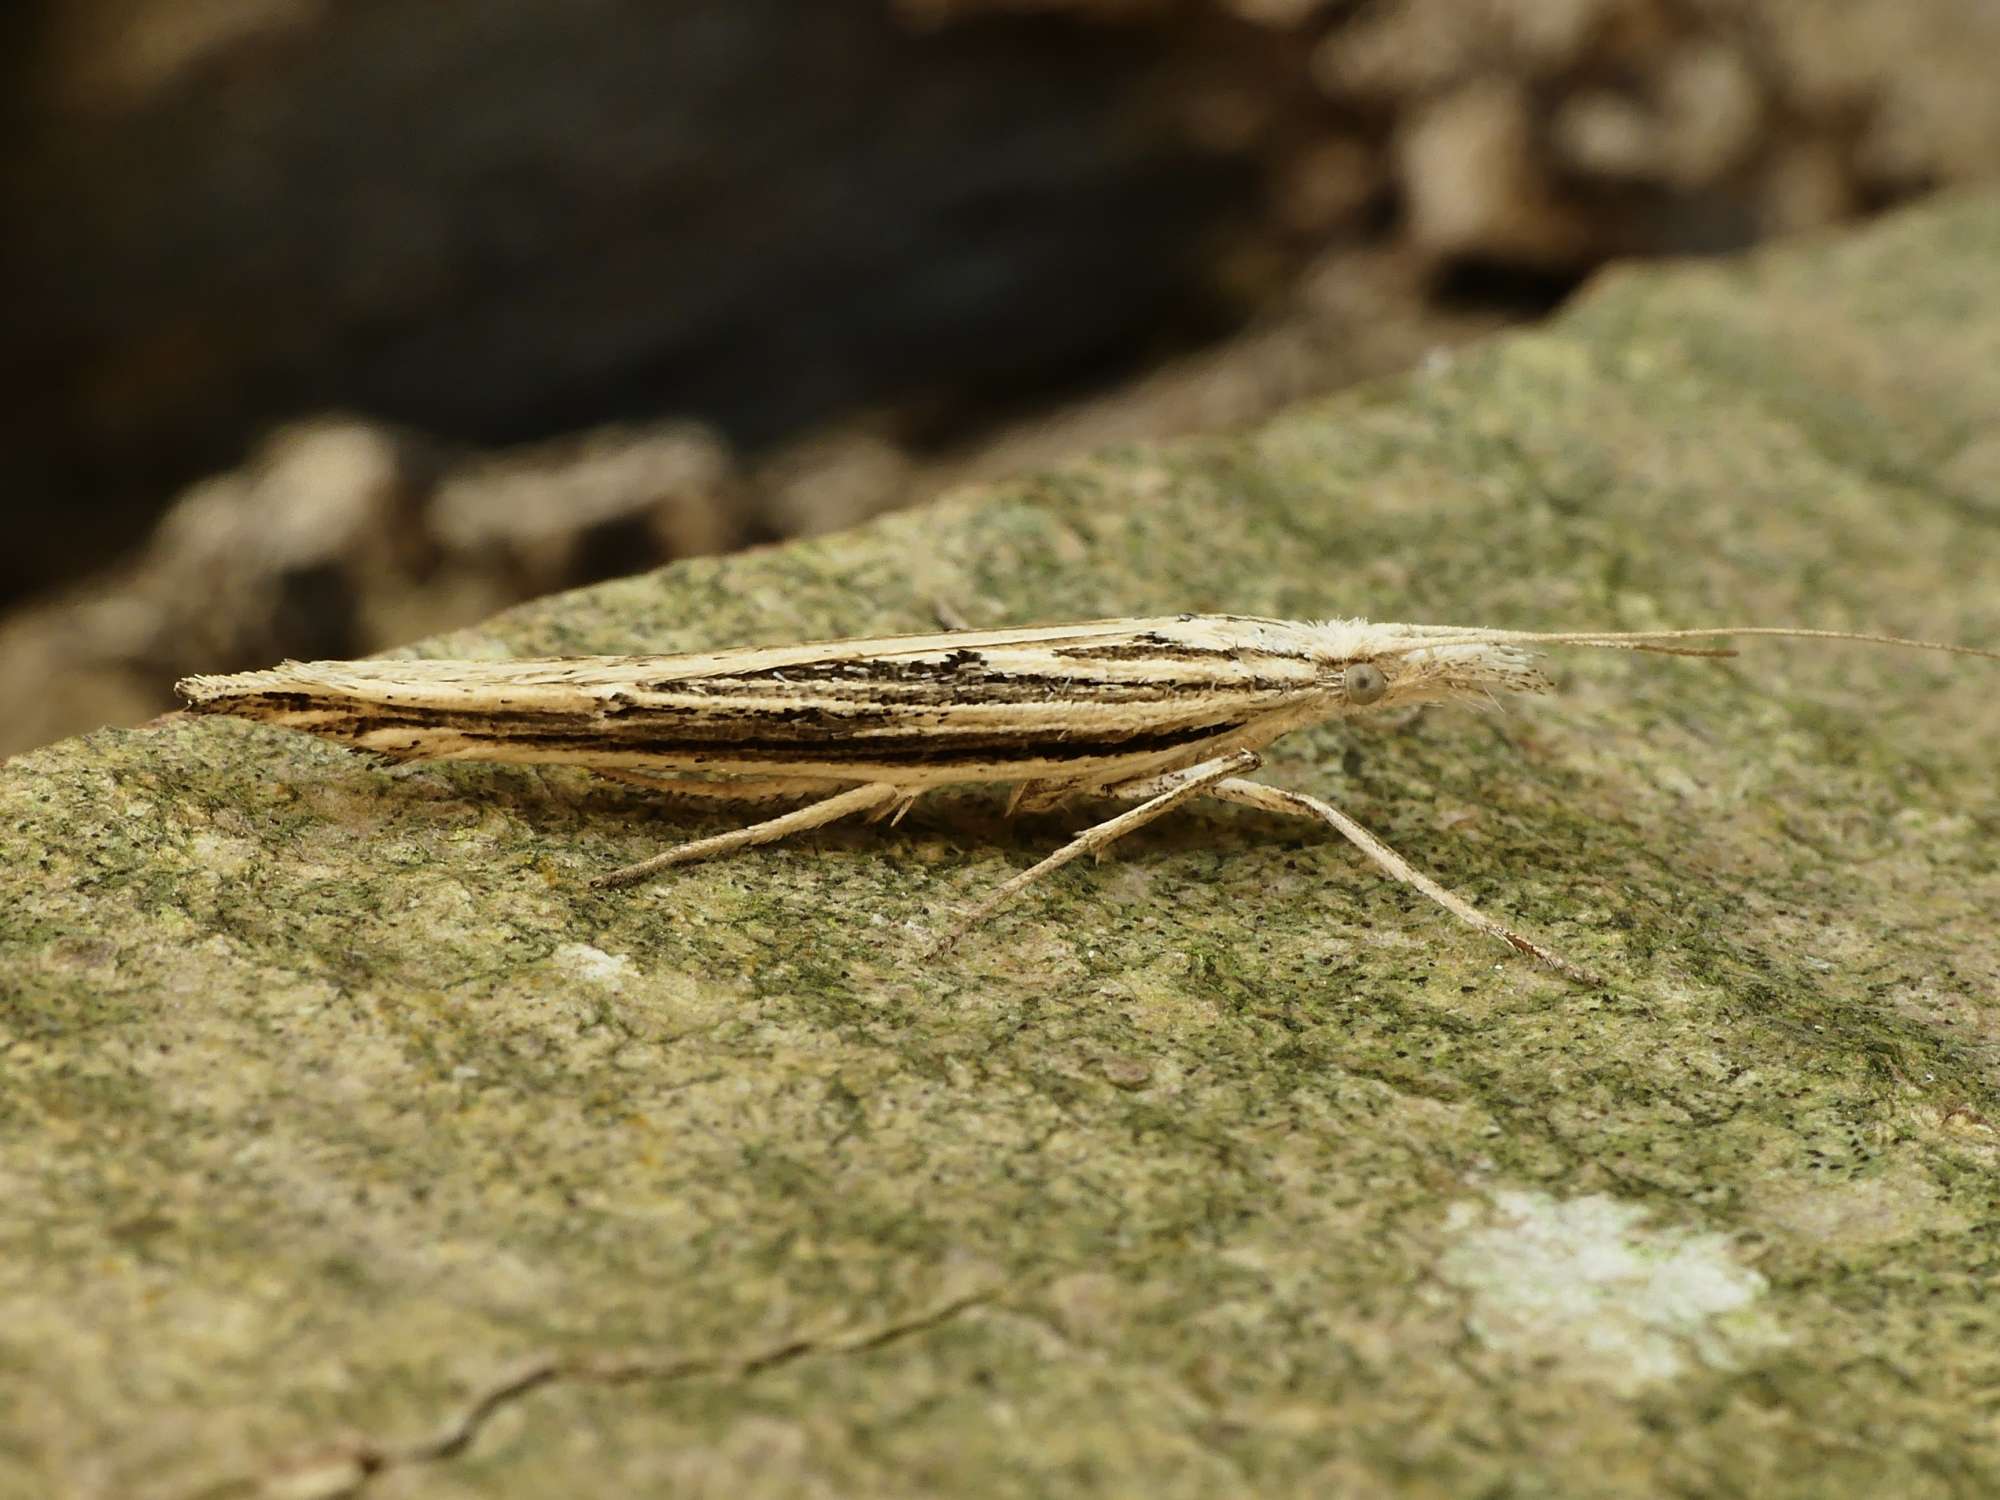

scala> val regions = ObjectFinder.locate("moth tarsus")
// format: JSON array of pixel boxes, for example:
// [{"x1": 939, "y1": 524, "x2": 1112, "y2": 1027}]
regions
[{"x1": 175, "y1": 614, "x2": 1999, "y2": 984}]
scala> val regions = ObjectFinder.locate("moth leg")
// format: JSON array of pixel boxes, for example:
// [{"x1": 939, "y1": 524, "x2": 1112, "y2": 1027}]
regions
[
  {"x1": 1156, "y1": 776, "x2": 1601, "y2": 986},
  {"x1": 588, "y1": 769, "x2": 850, "y2": 802},
  {"x1": 865, "y1": 790, "x2": 924, "y2": 826},
  {"x1": 934, "y1": 750, "x2": 1258, "y2": 949},
  {"x1": 590, "y1": 782, "x2": 900, "y2": 890},
  {"x1": 1004, "y1": 779, "x2": 1076, "y2": 816}
]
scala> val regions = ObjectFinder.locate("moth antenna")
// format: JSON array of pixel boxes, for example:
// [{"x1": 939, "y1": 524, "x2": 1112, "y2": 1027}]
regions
[{"x1": 1378, "y1": 626, "x2": 2000, "y2": 662}]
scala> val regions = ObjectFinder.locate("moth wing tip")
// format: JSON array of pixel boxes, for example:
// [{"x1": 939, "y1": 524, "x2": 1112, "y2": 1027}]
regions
[
  {"x1": 175, "y1": 666, "x2": 298, "y2": 708},
  {"x1": 174, "y1": 673, "x2": 225, "y2": 705}
]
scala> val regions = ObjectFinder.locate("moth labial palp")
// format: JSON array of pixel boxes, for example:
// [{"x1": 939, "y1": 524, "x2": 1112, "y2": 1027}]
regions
[{"x1": 174, "y1": 613, "x2": 2000, "y2": 984}]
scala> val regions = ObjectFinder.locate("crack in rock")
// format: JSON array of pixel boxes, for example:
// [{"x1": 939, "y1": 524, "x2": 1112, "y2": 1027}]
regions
[{"x1": 209, "y1": 1288, "x2": 995, "y2": 1500}]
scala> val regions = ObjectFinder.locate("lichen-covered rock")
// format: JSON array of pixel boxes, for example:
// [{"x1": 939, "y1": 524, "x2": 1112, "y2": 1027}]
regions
[{"x1": 4, "y1": 194, "x2": 1999, "y2": 1498}]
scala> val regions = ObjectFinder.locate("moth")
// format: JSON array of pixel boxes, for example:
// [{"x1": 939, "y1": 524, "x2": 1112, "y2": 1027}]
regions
[{"x1": 176, "y1": 614, "x2": 1999, "y2": 984}]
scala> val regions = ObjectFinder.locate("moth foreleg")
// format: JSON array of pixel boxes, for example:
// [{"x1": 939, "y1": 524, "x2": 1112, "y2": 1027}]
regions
[
  {"x1": 589, "y1": 782, "x2": 901, "y2": 891},
  {"x1": 1181, "y1": 776, "x2": 1603, "y2": 986},
  {"x1": 934, "y1": 750, "x2": 1259, "y2": 949}
]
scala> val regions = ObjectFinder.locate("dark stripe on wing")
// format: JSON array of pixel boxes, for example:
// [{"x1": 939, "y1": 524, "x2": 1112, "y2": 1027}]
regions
[
  {"x1": 1047, "y1": 635, "x2": 1294, "y2": 664},
  {"x1": 220, "y1": 692, "x2": 1259, "y2": 767},
  {"x1": 671, "y1": 654, "x2": 1309, "y2": 698}
]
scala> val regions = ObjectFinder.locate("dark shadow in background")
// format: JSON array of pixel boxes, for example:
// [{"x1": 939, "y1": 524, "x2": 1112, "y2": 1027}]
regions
[{"x1": 0, "y1": 0, "x2": 1252, "y2": 603}]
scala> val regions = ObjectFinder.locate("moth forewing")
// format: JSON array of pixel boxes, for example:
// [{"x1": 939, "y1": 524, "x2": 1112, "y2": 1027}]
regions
[
  {"x1": 174, "y1": 617, "x2": 1342, "y2": 786},
  {"x1": 175, "y1": 611, "x2": 2000, "y2": 984}
]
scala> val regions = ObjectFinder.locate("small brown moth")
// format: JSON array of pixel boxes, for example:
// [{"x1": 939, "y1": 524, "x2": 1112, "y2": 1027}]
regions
[{"x1": 177, "y1": 615, "x2": 1999, "y2": 983}]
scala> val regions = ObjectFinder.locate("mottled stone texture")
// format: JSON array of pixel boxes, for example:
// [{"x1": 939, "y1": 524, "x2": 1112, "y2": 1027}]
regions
[{"x1": 4, "y1": 194, "x2": 1999, "y2": 1498}]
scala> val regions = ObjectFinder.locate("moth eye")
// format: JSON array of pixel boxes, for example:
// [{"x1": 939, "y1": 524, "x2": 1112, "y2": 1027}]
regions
[{"x1": 1343, "y1": 662, "x2": 1388, "y2": 705}]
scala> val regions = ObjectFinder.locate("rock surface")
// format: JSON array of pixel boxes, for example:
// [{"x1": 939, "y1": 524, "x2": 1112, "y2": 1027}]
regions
[{"x1": 5, "y1": 193, "x2": 2000, "y2": 1497}]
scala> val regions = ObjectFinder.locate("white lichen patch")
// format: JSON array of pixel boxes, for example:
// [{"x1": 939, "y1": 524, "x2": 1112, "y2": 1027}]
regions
[
  {"x1": 551, "y1": 941, "x2": 639, "y2": 988},
  {"x1": 1439, "y1": 1189, "x2": 1787, "y2": 1392}
]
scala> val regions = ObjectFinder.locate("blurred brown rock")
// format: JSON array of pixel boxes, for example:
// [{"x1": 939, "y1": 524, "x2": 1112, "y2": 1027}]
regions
[
  {"x1": 1399, "y1": 79, "x2": 1594, "y2": 268},
  {"x1": 0, "y1": 418, "x2": 745, "y2": 755}
]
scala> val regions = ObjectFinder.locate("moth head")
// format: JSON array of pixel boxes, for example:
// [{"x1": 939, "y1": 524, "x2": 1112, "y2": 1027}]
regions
[
  {"x1": 1334, "y1": 643, "x2": 1552, "y2": 712},
  {"x1": 1312, "y1": 616, "x2": 1998, "y2": 718}
]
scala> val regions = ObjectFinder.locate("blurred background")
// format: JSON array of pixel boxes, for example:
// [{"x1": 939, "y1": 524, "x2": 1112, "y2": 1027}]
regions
[{"x1": 5, "y1": 0, "x2": 1998, "y2": 755}]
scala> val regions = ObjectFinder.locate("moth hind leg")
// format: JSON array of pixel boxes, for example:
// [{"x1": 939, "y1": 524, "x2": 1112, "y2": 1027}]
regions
[{"x1": 1123, "y1": 773, "x2": 1602, "y2": 986}]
